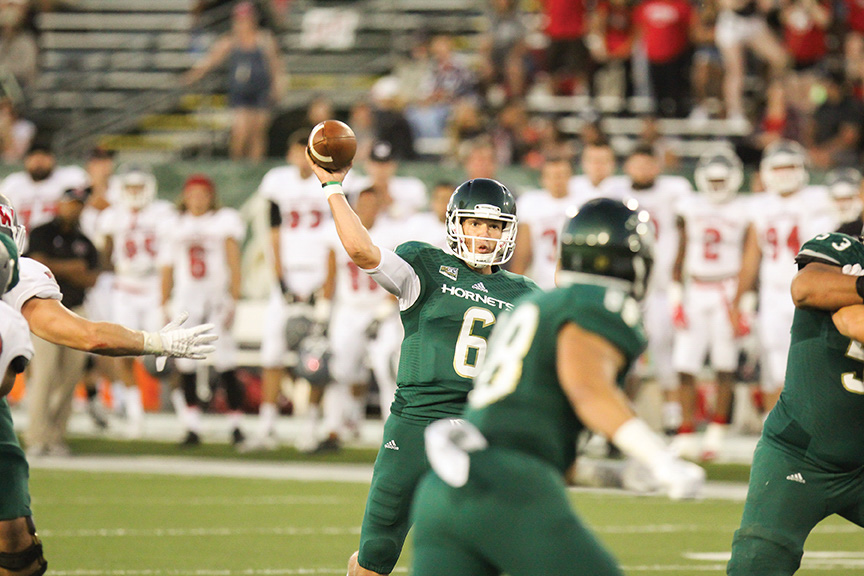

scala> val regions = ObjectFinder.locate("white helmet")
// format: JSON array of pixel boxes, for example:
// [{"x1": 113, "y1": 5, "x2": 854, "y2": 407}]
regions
[
  {"x1": 826, "y1": 167, "x2": 863, "y2": 222},
  {"x1": 694, "y1": 146, "x2": 743, "y2": 202},
  {"x1": 760, "y1": 139, "x2": 809, "y2": 195},
  {"x1": 117, "y1": 163, "x2": 157, "y2": 209}
]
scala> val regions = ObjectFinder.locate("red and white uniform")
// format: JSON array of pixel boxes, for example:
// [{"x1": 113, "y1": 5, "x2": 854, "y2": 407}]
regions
[
  {"x1": 402, "y1": 211, "x2": 448, "y2": 250},
  {"x1": 515, "y1": 188, "x2": 581, "y2": 290},
  {"x1": 569, "y1": 174, "x2": 626, "y2": 206},
  {"x1": 0, "y1": 166, "x2": 88, "y2": 232},
  {"x1": 161, "y1": 208, "x2": 245, "y2": 373},
  {"x1": 343, "y1": 173, "x2": 428, "y2": 220},
  {"x1": 326, "y1": 221, "x2": 409, "y2": 402},
  {"x1": 257, "y1": 165, "x2": 335, "y2": 368},
  {"x1": 3, "y1": 257, "x2": 62, "y2": 313},
  {"x1": 0, "y1": 300, "x2": 33, "y2": 376},
  {"x1": 606, "y1": 175, "x2": 694, "y2": 389},
  {"x1": 749, "y1": 186, "x2": 834, "y2": 390},
  {"x1": 673, "y1": 194, "x2": 750, "y2": 375},
  {"x1": 98, "y1": 200, "x2": 177, "y2": 333}
]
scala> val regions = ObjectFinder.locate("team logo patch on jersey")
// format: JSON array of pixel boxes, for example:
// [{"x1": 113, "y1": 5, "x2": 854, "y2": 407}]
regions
[
  {"x1": 439, "y1": 265, "x2": 458, "y2": 281},
  {"x1": 471, "y1": 282, "x2": 488, "y2": 293}
]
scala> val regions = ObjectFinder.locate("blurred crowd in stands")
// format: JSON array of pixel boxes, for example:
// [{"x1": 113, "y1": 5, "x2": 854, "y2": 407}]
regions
[{"x1": 0, "y1": 0, "x2": 863, "y2": 172}]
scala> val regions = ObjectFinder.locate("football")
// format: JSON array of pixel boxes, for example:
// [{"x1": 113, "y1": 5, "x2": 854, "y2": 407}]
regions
[{"x1": 307, "y1": 120, "x2": 357, "y2": 171}]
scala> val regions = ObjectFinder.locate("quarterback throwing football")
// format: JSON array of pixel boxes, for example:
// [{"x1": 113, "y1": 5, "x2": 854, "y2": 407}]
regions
[{"x1": 307, "y1": 149, "x2": 539, "y2": 576}]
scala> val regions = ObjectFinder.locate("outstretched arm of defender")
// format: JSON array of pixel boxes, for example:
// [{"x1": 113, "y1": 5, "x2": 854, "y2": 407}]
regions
[{"x1": 20, "y1": 297, "x2": 216, "y2": 358}]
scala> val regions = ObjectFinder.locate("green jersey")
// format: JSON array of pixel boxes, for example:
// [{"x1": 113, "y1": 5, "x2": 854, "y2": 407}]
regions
[
  {"x1": 463, "y1": 281, "x2": 647, "y2": 473},
  {"x1": 766, "y1": 232, "x2": 864, "y2": 469},
  {"x1": 392, "y1": 242, "x2": 539, "y2": 422}
]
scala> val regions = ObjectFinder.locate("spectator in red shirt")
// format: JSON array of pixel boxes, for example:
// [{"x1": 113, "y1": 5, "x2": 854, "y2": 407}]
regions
[
  {"x1": 633, "y1": 0, "x2": 706, "y2": 117},
  {"x1": 588, "y1": 0, "x2": 635, "y2": 99},
  {"x1": 781, "y1": 0, "x2": 832, "y2": 113},
  {"x1": 540, "y1": 0, "x2": 593, "y2": 95}
]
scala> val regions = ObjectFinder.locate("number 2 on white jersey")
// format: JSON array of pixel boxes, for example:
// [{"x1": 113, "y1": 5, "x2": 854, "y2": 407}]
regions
[{"x1": 469, "y1": 303, "x2": 539, "y2": 408}]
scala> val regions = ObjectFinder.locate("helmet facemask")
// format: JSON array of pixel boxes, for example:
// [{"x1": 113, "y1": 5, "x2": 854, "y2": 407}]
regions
[
  {"x1": 695, "y1": 148, "x2": 742, "y2": 203},
  {"x1": 118, "y1": 165, "x2": 157, "y2": 210},
  {"x1": 760, "y1": 141, "x2": 809, "y2": 195},
  {"x1": 827, "y1": 168, "x2": 863, "y2": 222},
  {"x1": 446, "y1": 204, "x2": 517, "y2": 268}
]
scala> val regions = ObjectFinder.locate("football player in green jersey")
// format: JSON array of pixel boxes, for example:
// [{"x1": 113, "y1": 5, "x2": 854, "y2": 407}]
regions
[
  {"x1": 728, "y1": 231, "x2": 864, "y2": 575},
  {"x1": 411, "y1": 198, "x2": 706, "y2": 576},
  {"x1": 307, "y1": 151, "x2": 540, "y2": 576}
]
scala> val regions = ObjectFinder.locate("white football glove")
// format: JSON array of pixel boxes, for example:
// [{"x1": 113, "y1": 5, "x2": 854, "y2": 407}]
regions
[
  {"x1": 141, "y1": 312, "x2": 218, "y2": 371},
  {"x1": 425, "y1": 418, "x2": 488, "y2": 488},
  {"x1": 842, "y1": 263, "x2": 864, "y2": 276},
  {"x1": 651, "y1": 453, "x2": 706, "y2": 500}
]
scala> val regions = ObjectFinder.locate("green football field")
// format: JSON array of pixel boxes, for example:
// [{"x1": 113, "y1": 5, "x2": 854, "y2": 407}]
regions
[{"x1": 29, "y1": 462, "x2": 864, "y2": 575}]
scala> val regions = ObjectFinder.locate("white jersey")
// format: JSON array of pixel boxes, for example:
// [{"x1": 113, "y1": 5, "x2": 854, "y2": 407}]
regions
[
  {"x1": 750, "y1": 186, "x2": 835, "y2": 296},
  {"x1": 343, "y1": 173, "x2": 428, "y2": 220},
  {"x1": 2, "y1": 257, "x2": 62, "y2": 313},
  {"x1": 516, "y1": 188, "x2": 580, "y2": 290},
  {"x1": 568, "y1": 174, "x2": 627, "y2": 206},
  {"x1": 677, "y1": 194, "x2": 750, "y2": 280},
  {"x1": 402, "y1": 211, "x2": 448, "y2": 250},
  {"x1": 98, "y1": 200, "x2": 177, "y2": 291},
  {"x1": 161, "y1": 208, "x2": 245, "y2": 298},
  {"x1": 258, "y1": 165, "x2": 333, "y2": 298},
  {"x1": 606, "y1": 175, "x2": 694, "y2": 293},
  {"x1": 327, "y1": 218, "x2": 409, "y2": 309},
  {"x1": 0, "y1": 300, "x2": 33, "y2": 377},
  {"x1": 0, "y1": 166, "x2": 88, "y2": 231}
]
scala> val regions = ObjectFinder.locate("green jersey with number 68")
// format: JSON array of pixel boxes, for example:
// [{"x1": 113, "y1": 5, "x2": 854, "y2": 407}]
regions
[
  {"x1": 766, "y1": 232, "x2": 864, "y2": 468},
  {"x1": 464, "y1": 281, "x2": 648, "y2": 473},
  {"x1": 393, "y1": 241, "x2": 539, "y2": 422}
]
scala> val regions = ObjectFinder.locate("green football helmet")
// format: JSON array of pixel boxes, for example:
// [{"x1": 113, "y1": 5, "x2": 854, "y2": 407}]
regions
[
  {"x1": 446, "y1": 178, "x2": 518, "y2": 267},
  {"x1": 558, "y1": 198, "x2": 654, "y2": 300}
]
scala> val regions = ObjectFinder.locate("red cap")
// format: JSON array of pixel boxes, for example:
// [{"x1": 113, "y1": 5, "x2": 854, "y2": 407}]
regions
[{"x1": 183, "y1": 173, "x2": 215, "y2": 193}]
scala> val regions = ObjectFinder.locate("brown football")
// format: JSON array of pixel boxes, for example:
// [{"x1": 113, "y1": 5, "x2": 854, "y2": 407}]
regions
[{"x1": 307, "y1": 120, "x2": 357, "y2": 171}]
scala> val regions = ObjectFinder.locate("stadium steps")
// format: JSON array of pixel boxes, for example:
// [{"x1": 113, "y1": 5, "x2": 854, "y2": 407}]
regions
[{"x1": 31, "y1": 0, "x2": 488, "y2": 159}]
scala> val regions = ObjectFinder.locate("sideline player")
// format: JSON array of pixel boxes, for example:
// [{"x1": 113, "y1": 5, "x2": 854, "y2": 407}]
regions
[
  {"x1": 98, "y1": 166, "x2": 177, "y2": 437},
  {"x1": 317, "y1": 187, "x2": 408, "y2": 450},
  {"x1": 727, "y1": 230, "x2": 864, "y2": 574},
  {"x1": 411, "y1": 198, "x2": 704, "y2": 575},
  {"x1": 605, "y1": 145, "x2": 695, "y2": 432},
  {"x1": 509, "y1": 155, "x2": 578, "y2": 290},
  {"x1": 306, "y1": 150, "x2": 539, "y2": 576},
  {"x1": 730, "y1": 140, "x2": 833, "y2": 413},
  {"x1": 160, "y1": 175, "x2": 246, "y2": 446},
  {"x1": 671, "y1": 147, "x2": 749, "y2": 460},
  {"x1": 249, "y1": 129, "x2": 333, "y2": 450}
]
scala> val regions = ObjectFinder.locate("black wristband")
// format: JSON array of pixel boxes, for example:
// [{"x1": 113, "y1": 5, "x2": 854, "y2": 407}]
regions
[
  {"x1": 279, "y1": 278, "x2": 289, "y2": 295},
  {"x1": 856, "y1": 275, "x2": 864, "y2": 301}
]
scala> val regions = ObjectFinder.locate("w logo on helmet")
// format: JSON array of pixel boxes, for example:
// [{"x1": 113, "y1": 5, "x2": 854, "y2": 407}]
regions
[{"x1": 0, "y1": 206, "x2": 13, "y2": 227}]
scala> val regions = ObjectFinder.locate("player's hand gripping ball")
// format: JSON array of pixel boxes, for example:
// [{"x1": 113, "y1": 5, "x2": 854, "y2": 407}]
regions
[{"x1": 307, "y1": 120, "x2": 357, "y2": 171}]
